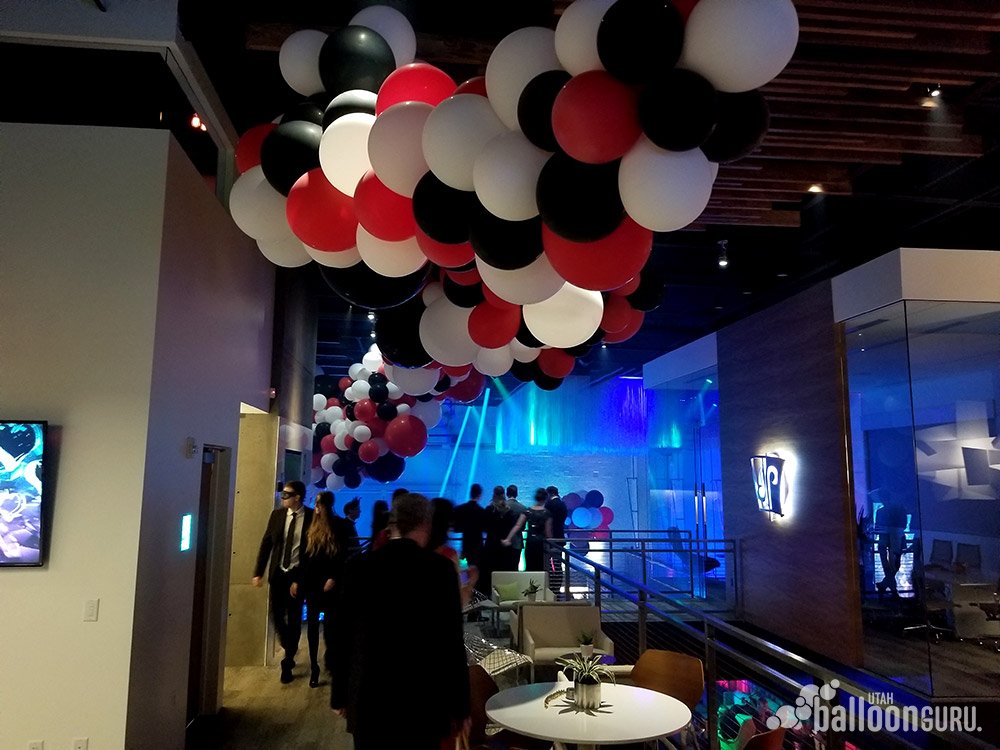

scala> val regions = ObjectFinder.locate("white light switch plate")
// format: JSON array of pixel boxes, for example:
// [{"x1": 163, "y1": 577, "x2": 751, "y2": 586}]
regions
[{"x1": 83, "y1": 599, "x2": 99, "y2": 622}]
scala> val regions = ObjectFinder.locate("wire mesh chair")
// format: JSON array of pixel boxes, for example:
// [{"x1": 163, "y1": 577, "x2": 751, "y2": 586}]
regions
[{"x1": 463, "y1": 632, "x2": 532, "y2": 685}]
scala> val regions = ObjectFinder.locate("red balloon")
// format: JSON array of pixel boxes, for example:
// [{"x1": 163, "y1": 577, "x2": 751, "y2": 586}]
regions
[
  {"x1": 235, "y1": 123, "x2": 276, "y2": 174},
  {"x1": 385, "y1": 414, "x2": 428, "y2": 457},
  {"x1": 354, "y1": 170, "x2": 416, "y2": 241},
  {"x1": 564, "y1": 492, "x2": 582, "y2": 511},
  {"x1": 599, "y1": 506, "x2": 615, "y2": 526},
  {"x1": 670, "y1": 0, "x2": 699, "y2": 22},
  {"x1": 537, "y1": 348, "x2": 576, "y2": 378},
  {"x1": 414, "y1": 227, "x2": 475, "y2": 268},
  {"x1": 320, "y1": 434, "x2": 338, "y2": 454},
  {"x1": 481, "y1": 283, "x2": 518, "y2": 311},
  {"x1": 454, "y1": 76, "x2": 488, "y2": 97},
  {"x1": 446, "y1": 266, "x2": 482, "y2": 286},
  {"x1": 601, "y1": 294, "x2": 633, "y2": 333},
  {"x1": 354, "y1": 398, "x2": 376, "y2": 422},
  {"x1": 611, "y1": 274, "x2": 641, "y2": 296},
  {"x1": 358, "y1": 440, "x2": 380, "y2": 464},
  {"x1": 368, "y1": 417, "x2": 387, "y2": 438},
  {"x1": 603, "y1": 308, "x2": 644, "y2": 343},
  {"x1": 344, "y1": 434, "x2": 355, "y2": 450},
  {"x1": 326, "y1": 397, "x2": 341, "y2": 408},
  {"x1": 339, "y1": 376, "x2": 353, "y2": 392},
  {"x1": 446, "y1": 369, "x2": 486, "y2": 403},
  {"x1": 286, "y1": 169, "x2": 358, "y2": 251},
  {"x1": 551, "y1": 71, "x2": 642, "y2": 164},
  {"x1": 377, "y1": 63, "x2": 457, "y2": 114},
  {"x1": 468, "y1": 302, "x2": 520, "y2": 348},
  {"x1": 592, "y1": 529, "x2": 610, "y2": 539},
  {"x1": 397, "y1": 394, "x2": 417, "y2": 407},
  {"x1": 542, "y1": 217, "x2": 652, "y2": 291},
  {"x1": 442, "y1": 363, "x2": 473, "y2": 377},
  {"x1": 312, "y1": 452, "x2": 323, "y2": 469}
]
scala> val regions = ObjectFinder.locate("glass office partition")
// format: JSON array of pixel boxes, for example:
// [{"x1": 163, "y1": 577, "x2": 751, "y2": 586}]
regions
[{"x1": 843, "y1": 300, "x2": 1000, "y2": 698}]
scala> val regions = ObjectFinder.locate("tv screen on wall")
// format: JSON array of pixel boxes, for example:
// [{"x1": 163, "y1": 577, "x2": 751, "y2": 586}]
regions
[{"x1": 0, "y1": 421, "x2": 46, "y2": 566}]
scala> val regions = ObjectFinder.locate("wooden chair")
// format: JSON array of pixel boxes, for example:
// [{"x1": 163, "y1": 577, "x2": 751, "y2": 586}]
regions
[
  {"x1": 741, "y1": 726, "x2": 786, "y2": 750},
  {"x1": 629, "y1": 649, "x2": 705, "y2": 712}
]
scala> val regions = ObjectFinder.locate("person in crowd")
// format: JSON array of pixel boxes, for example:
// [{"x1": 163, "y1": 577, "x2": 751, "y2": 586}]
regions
[
  {"x1": 252, "y1": 480, "x2": 313, "y2": 684},
  {"x1": 504, "y1": 488, "x2": 553, "y2": 571},
  {"x1": 292, "y1": 490, "x2": 346, "y2": 687},
  {"x1": 370, "y1": 499, "x2": 389, "y2": 540},
  {"x1": 453, "y1": 483, "x2": 486, "y2": 593},
  {"x1": 505, "y1": 484, "x2": 526, "y2": 570},
  {"x1": 484, "y1": 485, "x2": 517, "y2": 575},
  {"x1": 371, "y1": 487, "x2": 408, "y2": 551},
  {"x1": 431, "y1": 497, "x2": 480, "y2": 609},
  {"x1": 340, "y1": 497, "x2": 362, "y2": 556},
  {"x1": 330, "y1": 494, "x2": 470, "y2": 750},
  {"x1": 545, "y1": 485, "x2": 568, "y2": 592}
]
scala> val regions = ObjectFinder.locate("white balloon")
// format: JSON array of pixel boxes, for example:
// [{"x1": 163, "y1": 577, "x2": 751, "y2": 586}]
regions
[
  {"x1": 319, "y1": 112, "x2": 375, "y2": 197},
  {"x1": 509, "y1": 339, "x2": 541, "y2": 363},
  {"x1": 349, "y1": 363, "x2": 365, "y2": 379},
  {"x1": 423, "y1": 95, "x2": 507, "y2": 191},
  {"x1": 279, "y1": 29, "x2": 328, "y2": 96},
  {"x1": 326, "y1": 473, "x2": 346, "y2": 491},
  {"x1": 410, "y1": 398, "x2": 443, "y2": 428},
  {"x1": 422, "y1": 281, "x2": 445, "y2": 306},
  {"x1": 320, "y1": 452, "x2": 338, "y2": 472},
  {"x1": 523, "y1": 283, "x2": 604, "y2": 348},
  {"x1": 311, "y1": 466, "x2": 324, "y2": 484},
  {"x1": 396, "y1": 402, "x2": 411, "y2": 415},
  {"x1": 554, "y1": 0, "x2": 615, "y2": 75},
  {"x1": 419, "y1": 298, "x2": 479, "y2": 366},
  {"x1": 305, "y1": 244, "x2": 362, "y2": 268},
  {"x1": 449, "y1": 368, "x2": 470, "y2": 383},
  {"x1": 313, "y1": 393, "x2": 328, "y2": 411},
  {"x1": 369, "y1": 343, "x2": 381, "y2": 355},
  {"x1": 334, "y1": 432, "x2": 349, "y2": 451},
  {"x1": 709, "y1": 161, "x2": 720, "y2": 183},
  {"x1": 333, "y1": 419, "x2": 348, "y2": 435},
  {"x1": 354, "y1": 424, "x2": 373, "y2": 442},
  {"x1": 474, "y1": 346, "x2": 515, "y2": 377},
  {"x1": 328, "y1": 406, "x2": 344, "y2": 422},
  {"x1": 386, "y1": 382, "x2": 403, "y2": 399},
  {"x1": 357, "y1": 367, "x2": 371, "y2": 381},
  {"x1": 476, "y1": 253, "x2": 565, "y2": 305},
  {"x1": 619, "y1": 138, "x2": 715, "y2": 232},
  {"x1": 257, "y1": 234, "x2": 312, "y2": 267},
  {"x1": 362, "y1": 352, "x2": 383, "y2": 371},
  {"x1": 356, "y1": 226, "x2": 428, "y2": 277},
  {"x1": 368, "y1": 101, "x2": 434, "y2": 197},
  {"x1": 679, "y1": 0, "x2": 799, "y2": 93},
  {"x1": 389, "y1": 365, "x2": 441, "y2": 396},
  {"x1": 486, "y1": 27, "x2": 563, "y2": 131},
  {"x1": 230, "y1": 166, "x2": 290, "y2": 241},
  {"x1": 344, "y1": 385, "x2": 358, "y2": 402},
  {"x1": 314, "y1": 409, "x2": 328, "y2": 424},
  {"x1": 350, "y1": 5, "x2": 416, "y2": 68},
  {"x1": 354, "y1": 380, "x2": 372, "y2": 399},
  {"x1": 473, "y1": 131, "x2": 549, "y2": 221}
]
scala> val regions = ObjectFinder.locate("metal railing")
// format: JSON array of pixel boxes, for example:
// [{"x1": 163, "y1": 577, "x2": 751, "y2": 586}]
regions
[{"x1": 546, "y1": 540, "x2": 993, "y2": 750}]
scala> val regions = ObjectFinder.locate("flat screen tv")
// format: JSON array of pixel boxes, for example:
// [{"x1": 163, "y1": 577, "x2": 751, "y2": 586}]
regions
[{"x1": 0, "y1": 421, "x2": 46, "y2": 566}]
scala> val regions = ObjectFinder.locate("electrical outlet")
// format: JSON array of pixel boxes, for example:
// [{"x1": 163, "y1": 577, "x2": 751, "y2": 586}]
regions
[
  {"x1": 28, "y1": 741, "x2": 43, "y2": 750},
  {"x1": 73, "y1": 740, "x2": 88, "y2": 750}
]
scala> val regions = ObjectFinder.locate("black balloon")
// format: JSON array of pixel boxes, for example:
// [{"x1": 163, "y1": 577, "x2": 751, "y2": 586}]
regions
[
  {"x1": 701, "y1": 90, "x2": 770, "y2": 163},
  {"x1": 416, "y1": 393, "x2": 435, "y2": 402},
  {"x1": 442, "y1": 276, "x2": 485, "y2": 308},
  {"x1": 537, "y1": 153, "x2": 624, "y2": 242},
  {"x1": 315, "y1": 422, "x2": 332, "y2": 439},
  {"x1": 374, "y1": 296, "x2": 433, "y2": 367},
  {"x1": 434, "y1": 374, "x2": 452, "y2": 392},
  {"x1": 281, "y1": 101, "x2": 325, "y2": 126},
  {"x1": 517, "y1": 69, "x2": 572, "y2": 152},
  {"x1": 626, "y1": 274, "x2": 665, "y2": 311},
  {"x1": 318, "y1": 26, "x2": 396, "y2": 98},
  {"x1": 345, "y1": 403, "x2": 356, "y2": 420},
  {"x1": 597, "y1": 0, "x2": 684, "y2": 85},
  {"x1": 565, "y1": 328, "x2": 606, "y2": 357},
  {"x1": 639, "y1": 69, "x2": 718, "y2": 152},
  {"x1": 412, "y1": 172, "x2": 477, "y2": 244},
  {"x1": 510, "y1": 359, "x2": 541, "y2": 383},
  {"x1": 259, "y1": 120, "x2": 323, "y2": 195},
  {"x1": 368, "y1": 371, "x2": 388, "y2": 386},
  {"x1": 314, "y1": 374, "x2": 340, "y2": 398},
  {"x1": 332, "y1": 458, "x2": 349, "y2": 477},
  {"x1": 345, "y1": 471, "x2": 362, "y2": 489},
  {"x1": 320, "y1": 261, "x2": 431, "y2": 309},
  {"x1": 369, "y1": 383, "x2": 389, "y2": 402},
  {"x1": 376, "y1": 401, "x2": 398, "y2": 422},
  {"x1": 469, "y1": 204, "x2": 544, "y2": 270},
  {"x1": 366, "y1": 452, "x2": 405, "y2": 483},
  {"x1": 516, "y1": 316, "x2": 544, "y2": 348},
  {"x1": 535, "y1": 373, "x2": 564, "y2": 391},
  {"x1": 323, "y1": 89, "x2": 378, "y2": 129}
]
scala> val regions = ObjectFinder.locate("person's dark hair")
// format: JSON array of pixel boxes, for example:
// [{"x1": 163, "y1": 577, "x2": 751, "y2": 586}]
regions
[
  {"x1": 392, "y1": 487, "x2": 409, "y2": 500},
  {"x1": 546, "y1": 485, "x2": 559, "y2": 498},
  {"x1": 371, "y1": 499, "x2": 389, "y2": 536},
  {"x1": 429, "y1": 497, "x2": 454, "y2": 549},
  {"x1": 534, "y1": 487, "x2": 548, "y2": 505},
  {"x1": 307, "y1": 491, "x2": 338, "y2": 556},
  {"x1": 469, "y1": 483, "x2": 482, "y2": 501},
  {"x1": 390, "y1": 493, "x2": 431, "y2": 537},
  {"x1": 285, "y1": 480, "x2": 306, "y2": 498},
  {"x1": 343, "y1": 498, "x2": 361, "y2": 515},
  {"x1": 490, "y1": 485, "x2": 508, "y2": 512},
  {"x1": 506, "y1": 484, "x2": 518, "y2": 498}
]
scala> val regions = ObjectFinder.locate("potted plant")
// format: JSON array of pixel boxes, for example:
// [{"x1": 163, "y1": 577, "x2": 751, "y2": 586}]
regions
[
  {"x1": 578, "y1": 630, "x2": 595, "y2": 658},
  {"x1": 556, "y1": 653, "x2": 615, "y2": 710},
  {"x1": 522, "y1": 579, "x2": 540, "y2": 601}
]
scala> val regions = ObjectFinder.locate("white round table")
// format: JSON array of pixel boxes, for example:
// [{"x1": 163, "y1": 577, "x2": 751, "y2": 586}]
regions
[{"x1": 486, "y1": 681, "x2": 692, "y2": 750}]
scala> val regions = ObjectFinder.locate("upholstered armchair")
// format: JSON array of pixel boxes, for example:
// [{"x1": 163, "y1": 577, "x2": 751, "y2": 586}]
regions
[
  {"x1": 519, "y1": 604, "x2": 613, "y2": 681},
  {"x1": 491, "y1": 571, "x2": 556, "y2": 642}
]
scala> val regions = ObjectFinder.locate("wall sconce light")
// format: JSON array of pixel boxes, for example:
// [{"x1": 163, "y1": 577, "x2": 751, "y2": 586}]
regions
[
  {"x1": 718, "y1": 239, "x2": 729, "y2": 268},
  {"x1": 751, "y1": 453, "x2": 787, "y2": 516}
]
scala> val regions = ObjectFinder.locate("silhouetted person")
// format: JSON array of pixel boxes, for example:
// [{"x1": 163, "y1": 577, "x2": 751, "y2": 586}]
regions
[
  {"x1": 505, "y1": 484, "x2": 526, "y2": 570},
  {"x1": 505, "y1": 488, "x2": 554, "y2": 571},
  {"x1": 545, "y1": 486, "x2": 568, "y2": 592}
]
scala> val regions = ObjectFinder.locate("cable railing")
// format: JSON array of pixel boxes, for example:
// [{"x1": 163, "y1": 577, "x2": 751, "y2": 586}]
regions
[{"x1": 546, "y1": 540, "x2": 993, "y2": 750}]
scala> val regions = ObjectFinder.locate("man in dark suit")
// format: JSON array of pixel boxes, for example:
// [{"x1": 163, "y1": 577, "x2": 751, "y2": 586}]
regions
[
  {"x1": 545, "y1": 485, "x2": 568, "y2": 594},
  {"x1": 252, "y1": 480, "x2": 313, "y2": 683},
  {"x1": 330, "y1": 493, "x2": 470, "y2": 750}
]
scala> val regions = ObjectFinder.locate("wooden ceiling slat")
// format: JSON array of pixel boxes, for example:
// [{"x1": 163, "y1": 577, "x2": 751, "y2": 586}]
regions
[
  {"x1": 800, "y1": 29, "x2": 996, "y2": 53},
  {"x1": 754, "y1": 147, "x2": 904, "y2": 164},
  {"x1": 713, "y1": 181, "x2": 851, "y2": 195},
  {"x1": 762, "y1": 89, "x2": 934, "y2": 110},
  {"x1": 797, "y1": 11, "x2": 1000, "y2": 35},
  {"x1": 778, "y1": 66, "x2": 979, "y2": 87},
  {"x1": 769, "y1": 101, "x2": 963, "y2": 126},
  {"x1": 790, "y1": 44, "x2": 1000, "y2": 78},
  {"x1": 719, "y1": 161, "x2": 850, "y2": 183},
  {"x1": 793, "y1": 0, "x2": 1000, "y2": 21},
  {"x1": 769, "y1": 77, "x2": 916, "y2": 92},
  {"x1": 768, "y1": 117, "x2": 969, "y2": 139},
  {"x1": 701, "y1": 211, "x2": 802, "y2": 227}
]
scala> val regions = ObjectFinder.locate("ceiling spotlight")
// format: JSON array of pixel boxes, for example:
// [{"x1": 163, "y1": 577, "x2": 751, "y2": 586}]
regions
[
  {"x1": 601, "y1": 343, "x2": 607, "y2": 349},
  {"x1": 717, "y1": 239, "x2": 729, "y2": 268},
  {"x1": 190, "y1": 114, "x2": 201, "y2": 129},
  {"x1": 776, "y1": 272, "x2": 788, "y2": 278},
  {"x1": 367, "y1": 311, "x2": 375, "y2": 320},
  {"x1": 807, "y1": 184, "x2": 823, "y2": 193},
  {"x1": 199, "y1": 123, "x2": 207, "y2": 132},
  {"x1": 929, "y1": 85, "x2": 942, "y2": 97},
  {"x1": 370, "y1": 331, "x2": 376, "y2": 338}
]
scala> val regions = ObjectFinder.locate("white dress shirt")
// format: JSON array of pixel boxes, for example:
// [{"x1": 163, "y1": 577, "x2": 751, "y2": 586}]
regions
[{"x1": 282, "y1": 507, "x2": 304, "y2": 571}]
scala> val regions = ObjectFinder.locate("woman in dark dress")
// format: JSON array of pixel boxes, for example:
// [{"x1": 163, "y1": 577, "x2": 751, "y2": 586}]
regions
[
  {"x1": 293, "y1": 490, "x2": 346, "y2": 687},
  {"x1": 504, "y1": 488, "x2": 553, "y2": 571},
  {"x1": 483, "y1": 485, "x2": 516, "y2": 579}
]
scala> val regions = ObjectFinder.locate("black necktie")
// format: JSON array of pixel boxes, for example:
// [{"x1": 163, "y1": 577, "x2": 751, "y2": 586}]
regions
[{"x1": 282, "y1": 511, "x2": 297, "y2": 569}]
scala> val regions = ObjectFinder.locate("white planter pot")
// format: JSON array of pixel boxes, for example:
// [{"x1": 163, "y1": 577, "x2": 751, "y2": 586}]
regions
[
  {"x1": 574, "y1": 679, "x2": 601, "y2": 709},
  {"x1": 580, "y1": 644, "x2": 594, "y2": 658}
]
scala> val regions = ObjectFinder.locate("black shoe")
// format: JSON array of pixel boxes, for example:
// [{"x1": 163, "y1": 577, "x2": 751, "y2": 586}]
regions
[
  {"x1": 280, "y1": 666, "x2": 293, "y2": 684},
  {"x1": 309, "y1": 666, "x2": 320, "y2": 688}
]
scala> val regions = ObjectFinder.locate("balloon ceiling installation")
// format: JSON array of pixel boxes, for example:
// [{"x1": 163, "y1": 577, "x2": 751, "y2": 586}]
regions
[
  {"x1": 229, "y1": 0, "x2": 799, "y2": 389},
  {"x1": 310, "y1": 344, "x2": 489, "y2": 489}
]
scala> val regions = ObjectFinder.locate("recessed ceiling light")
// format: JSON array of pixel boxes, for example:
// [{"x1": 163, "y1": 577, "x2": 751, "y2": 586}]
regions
[
  {"x1": 601, "y1": 343, "x2": 607, "y2": 349},
  {"x1": 714, "y1": 305, "x2": 723, "y2": 310},
  {"x1": 367, "y1": 312, "x2": 375, "y2": 320},
  {"x1": 370, "y1": 331, "x2": 376, "y2": 338},
  {"x1": 807, "y1": 184, "x2": 823, "y2": 193},
  {"x1": 743, "y1": 291, "x2": 752, "y2": 295},
  {"x1": 717, "y1": 239, "x2": 729, "y2": 267},
  {"x1": 776, "y1": 272, "x2": 788, "y2": 278},
  {"x1": 190, "y1": 114, "x2": 201, "y2": 129}
]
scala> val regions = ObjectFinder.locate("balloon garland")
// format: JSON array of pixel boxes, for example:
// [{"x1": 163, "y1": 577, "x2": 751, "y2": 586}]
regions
[{"x1": 230, "y1": 0, "x2": 799, "y2": 391}]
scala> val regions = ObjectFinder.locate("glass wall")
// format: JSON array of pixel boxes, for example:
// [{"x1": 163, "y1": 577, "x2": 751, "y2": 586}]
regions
[{"x1": 844, "y1": 300, "x2": 1000, "y2": 698}]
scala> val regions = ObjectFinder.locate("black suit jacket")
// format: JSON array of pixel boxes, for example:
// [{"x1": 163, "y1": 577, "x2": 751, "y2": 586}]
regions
[
  {"x1": 254, "y1": 506, "x2": 314, "y2": 581},
  {"x1": 329, "y1": 538, "x2": 470, "y2": 743}
]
